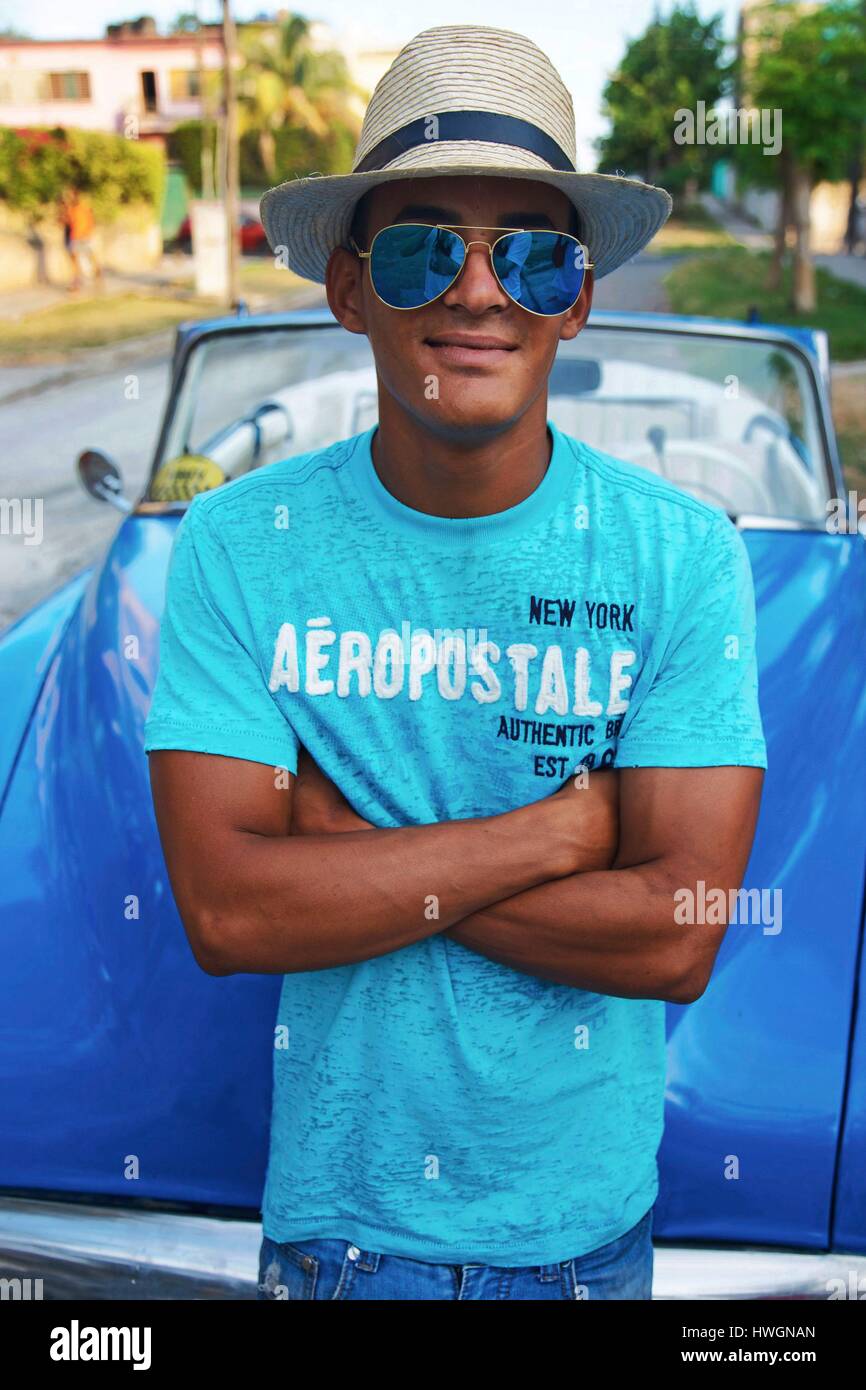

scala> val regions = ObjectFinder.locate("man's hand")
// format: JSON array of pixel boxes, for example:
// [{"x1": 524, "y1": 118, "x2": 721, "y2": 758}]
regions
[
  {"x1": 290, "y1": 746, "x2": 373, "y2": 836},
  {"x1": 290, "y1": 748, "x2": 619, "y2": 871},
  {"x1": 551, "y1": 764, "x2": 620, "y2": 871}
]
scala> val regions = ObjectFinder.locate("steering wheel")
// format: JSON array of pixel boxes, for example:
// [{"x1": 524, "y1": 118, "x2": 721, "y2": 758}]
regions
[
  {"x1": 742, "y1": 412, "x2": 789, "y2": 444},
  {"x1": 617, "y1": 440, "x2": 775, "y2": 514},
  {"x1": 742, "y1": 410, "x2": 814, "y2": 475}
]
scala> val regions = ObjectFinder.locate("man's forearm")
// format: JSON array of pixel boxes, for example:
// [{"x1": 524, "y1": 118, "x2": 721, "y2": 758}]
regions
[
  {"x1": 444, "y1": 764, "x2": 764, "y2": 1003},
  {"x1": 187, "y1": 795, "x2": 582, "y2": 977},
  {"x1": 444, "y1": 859, "x2": 701, "y2": 1003}
]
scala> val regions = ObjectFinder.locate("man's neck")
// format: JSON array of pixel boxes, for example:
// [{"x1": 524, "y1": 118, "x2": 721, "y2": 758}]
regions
[{"x1": 370, "y1": 395, "x2": 552, "y2": 520}]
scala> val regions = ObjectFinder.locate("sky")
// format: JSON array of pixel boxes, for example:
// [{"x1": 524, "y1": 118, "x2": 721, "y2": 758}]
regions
[{"x1": 1, "y1": 0, "x2": 747, "y2": 170}]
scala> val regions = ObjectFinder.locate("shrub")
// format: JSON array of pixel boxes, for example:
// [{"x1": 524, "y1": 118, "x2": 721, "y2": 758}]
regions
[{"x1": 0, "y1": 126, "x2": 165, "y2": 221}]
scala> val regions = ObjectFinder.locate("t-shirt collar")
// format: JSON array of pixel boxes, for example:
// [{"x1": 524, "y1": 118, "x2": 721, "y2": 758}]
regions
[{"x1": 348, "y1": 418, "x2": 574, "y2": 548}]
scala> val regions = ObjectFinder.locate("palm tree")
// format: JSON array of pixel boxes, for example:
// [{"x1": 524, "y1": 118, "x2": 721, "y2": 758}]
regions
[{"x1": 237, "y1": 15, "x2": 364, "y2": 181}]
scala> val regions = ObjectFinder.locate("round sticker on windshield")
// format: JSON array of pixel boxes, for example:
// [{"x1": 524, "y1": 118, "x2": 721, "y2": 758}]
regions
[{"x1": 151, "y1": 454, "x2": 225, "y2": 502}]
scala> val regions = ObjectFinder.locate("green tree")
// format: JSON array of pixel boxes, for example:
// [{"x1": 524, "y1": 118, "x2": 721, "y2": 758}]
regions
[
  {"x1": 170, "y1": 12, "x2": 201, "y2": 33},
  {"x1": 735, "y1": 0, "x2": 866, "y2": 311},
  {"x1": 236, "y1": 14, "x2": 363, "y2": 182},
  {"x1": 597, "y1": 4, "x2": 729, "y2": 189}
]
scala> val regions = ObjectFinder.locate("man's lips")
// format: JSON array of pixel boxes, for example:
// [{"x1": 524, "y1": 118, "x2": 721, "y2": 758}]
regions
[{"x1": 423, "y1": 333, "x2": 518, "y2": 367}]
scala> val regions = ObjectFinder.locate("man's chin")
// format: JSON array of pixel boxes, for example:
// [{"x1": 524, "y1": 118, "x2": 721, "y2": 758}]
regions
[{"x1": 410, "y1": 401, "x2": 524, "y2": 445}]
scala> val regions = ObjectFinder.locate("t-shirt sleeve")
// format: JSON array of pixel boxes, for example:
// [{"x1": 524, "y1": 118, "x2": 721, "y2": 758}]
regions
[
  {"x1": 615, "y1": 513, "x2": 767, "y2": 769},
  {"x1": 144, "y1": 496, "x2": 299, "y2": 773}
]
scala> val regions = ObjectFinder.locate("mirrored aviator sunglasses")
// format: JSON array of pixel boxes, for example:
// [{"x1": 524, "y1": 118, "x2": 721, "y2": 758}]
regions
[{"x1": 350, "y1": 223, "x2": 593, "y2": 316}]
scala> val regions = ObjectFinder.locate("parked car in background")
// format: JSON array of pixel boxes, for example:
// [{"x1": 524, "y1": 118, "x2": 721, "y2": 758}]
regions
[
  {"x1": 174, "y1": 211, "x2": 269, "y2": 256},
  {"x1": 1, "y1": 307, "x2": 864, "y2": 1299}
]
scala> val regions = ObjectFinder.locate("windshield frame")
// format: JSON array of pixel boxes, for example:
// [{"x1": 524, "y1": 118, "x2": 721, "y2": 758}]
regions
[{"x1": 136, "y1": 308, "x2": 841, "y2": 528}]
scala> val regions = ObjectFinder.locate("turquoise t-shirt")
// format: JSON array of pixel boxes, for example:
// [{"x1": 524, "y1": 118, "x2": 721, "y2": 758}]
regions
[{"x1": 144, "y1": 419, "x2": 767, "y2": 1266}]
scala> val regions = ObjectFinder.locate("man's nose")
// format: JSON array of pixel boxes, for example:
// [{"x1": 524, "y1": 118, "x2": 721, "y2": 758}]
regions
[{"x1": 441, "y1": 240, "x2": 508, "y2": 311}]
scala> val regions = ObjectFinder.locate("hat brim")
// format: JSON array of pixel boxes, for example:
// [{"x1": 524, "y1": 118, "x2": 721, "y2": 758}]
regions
[{"x1": 260, "y1": 162, "x2": 672, "y2": 284}]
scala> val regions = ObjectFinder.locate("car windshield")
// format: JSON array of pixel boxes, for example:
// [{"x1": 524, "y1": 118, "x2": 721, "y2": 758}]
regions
[{"x1": 147, "y1": 320, "x2": 830, "y2": 524}]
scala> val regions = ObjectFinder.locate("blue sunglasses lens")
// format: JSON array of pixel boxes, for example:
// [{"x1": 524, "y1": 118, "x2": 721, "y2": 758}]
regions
[
  {"x1": 369, "y1": 224, "x2": 465, "y2": 308},
  {"x1": 492, "y1": 231, "x2": 588, "y2": 315},
  {"x1": 367, "y1": 224, "x2": 588, "y2": 314}
]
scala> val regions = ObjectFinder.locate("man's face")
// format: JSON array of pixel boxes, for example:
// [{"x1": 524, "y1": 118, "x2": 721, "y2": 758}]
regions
[{"x1": 326, "y1": 175, "x2": 593, "y2": 444}]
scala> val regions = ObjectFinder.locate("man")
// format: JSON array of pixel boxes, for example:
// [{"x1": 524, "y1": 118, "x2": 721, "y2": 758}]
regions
[
  {"x1": 145, "y1": 24, "x2": 767, "y2": 1301},
  {"x1": 60, "y1": 187, "x2": 101, "y2": 293}
]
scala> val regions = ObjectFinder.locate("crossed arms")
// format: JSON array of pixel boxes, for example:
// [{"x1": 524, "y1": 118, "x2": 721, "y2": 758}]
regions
[{"x1": 148, "y1": 747, "x2": 763, "y2": 1004}]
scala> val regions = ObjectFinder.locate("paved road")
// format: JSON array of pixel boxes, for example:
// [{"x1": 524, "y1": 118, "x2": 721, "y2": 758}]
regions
[
  {"x1": 590, "y1": 252, "x2": 676, "y2": 313},
  {"x1": 0, "y1": 252, "x2": 675, "y2": 632},
  {"x1": 700, "y1": 193, "x2": 773, "y2": 251},
  {"x1": 0, "y1": 337, "x2": 171, "y2": 629}
]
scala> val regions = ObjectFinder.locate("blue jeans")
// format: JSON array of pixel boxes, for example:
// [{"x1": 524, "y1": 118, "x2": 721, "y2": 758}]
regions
[{"x1": 256, "y1": 1206, "x2": 654, "y2": 1300}]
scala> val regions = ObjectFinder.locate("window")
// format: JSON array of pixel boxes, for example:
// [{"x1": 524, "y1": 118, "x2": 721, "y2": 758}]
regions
[
  {"x1": 0, "y1": 71, "x2": 44, "y2": 103},
  {"x1": 168, "y1": 68, "x2": 201, "y2": 101},
  {"x1": 46, "y1": 72, "x2": 91, "y2": 101},
  {"x1": 141, "y1": 71, "x2": 157, "y2": 112}
]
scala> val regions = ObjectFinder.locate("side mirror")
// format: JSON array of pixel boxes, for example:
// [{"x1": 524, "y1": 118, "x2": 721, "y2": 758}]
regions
[{"x1": 77, "y1": 449, "x2": 131, "y2": 512}]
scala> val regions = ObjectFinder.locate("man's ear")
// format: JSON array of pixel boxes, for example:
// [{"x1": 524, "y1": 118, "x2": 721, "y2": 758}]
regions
[
  {"x1": 559, "y1": 268, "x2": 593, "y2": 343},
  {"x1": 325, "y1": 245, "x2": 369, "y2": 337}
]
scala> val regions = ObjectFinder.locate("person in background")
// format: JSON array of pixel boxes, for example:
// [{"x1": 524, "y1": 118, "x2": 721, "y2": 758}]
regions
[{"x1": 60, "y1": 187, "x2": 102, "y2": 293}]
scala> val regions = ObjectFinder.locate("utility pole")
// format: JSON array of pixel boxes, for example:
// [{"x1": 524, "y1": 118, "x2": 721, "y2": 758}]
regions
[
  {"x1": 195, "y1": 6, "x2": 214, "y2": 199},
  {"x1": 222, "y1": 0, "x2": 240, "y2": 307},
  {"x1": 843, "y1": 0, "x2": 866, "y2": 255}
]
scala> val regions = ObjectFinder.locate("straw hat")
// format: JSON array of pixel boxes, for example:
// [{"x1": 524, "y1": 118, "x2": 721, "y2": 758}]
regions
[{"x1": 259, "y1": 24, "x2": 672, "y2": 284}]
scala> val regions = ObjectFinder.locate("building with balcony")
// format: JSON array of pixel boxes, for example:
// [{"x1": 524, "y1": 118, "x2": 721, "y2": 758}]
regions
[{"x1": 0, "y1": 16, "x2": 226, "y2": 141}]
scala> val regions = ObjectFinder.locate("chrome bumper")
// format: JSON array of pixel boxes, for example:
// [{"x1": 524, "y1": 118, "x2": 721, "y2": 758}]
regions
[
  {"x1": 653, "y1": 1244, "x2": 866, "y2": 1300},
  {"x1": 0, "y1": 1195, "x2": 261, "y2": 1299},
  {"x1": 1, "y1": 1196, "x2": 863, "y2": 1300}
]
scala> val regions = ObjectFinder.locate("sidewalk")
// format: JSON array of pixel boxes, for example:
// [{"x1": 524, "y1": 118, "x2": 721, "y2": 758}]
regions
[
  {"x1": 700, "y1": 194, "x2": 773, "y2": 251},
  {"x1": 831, "y1": 358, "x2": 866, "y2": 376},
  {"x1": 0, "y1": 257, "x2": 197, "y2": 321},
  {"x1": 814, "y1": 253, "x2": 866, "y2": 290},
  {"x1": 701, "y1": 192, "x2": 866, "y2": 290}
]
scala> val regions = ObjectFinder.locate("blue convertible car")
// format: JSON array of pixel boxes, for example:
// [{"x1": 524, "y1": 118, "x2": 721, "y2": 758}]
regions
[{"x1": 1, "y1": 307, "x2": 865, "y2": 1299}]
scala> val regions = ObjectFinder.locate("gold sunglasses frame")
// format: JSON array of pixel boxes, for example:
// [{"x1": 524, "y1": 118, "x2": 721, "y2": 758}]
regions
[{"x1": 348, "y1": 222, "x2": 594, "y2": 317}]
